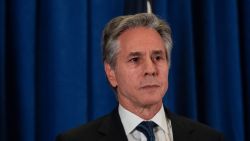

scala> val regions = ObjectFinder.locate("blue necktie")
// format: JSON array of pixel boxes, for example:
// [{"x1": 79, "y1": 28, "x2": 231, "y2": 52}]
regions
[{"x1": 136, "y1": 121, "x2": 157, "y2": 141}]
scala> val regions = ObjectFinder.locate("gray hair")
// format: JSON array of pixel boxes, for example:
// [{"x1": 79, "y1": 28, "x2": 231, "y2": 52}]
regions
[{"x1": 102, "y1": 13, "x2": 173, "y2": 69}]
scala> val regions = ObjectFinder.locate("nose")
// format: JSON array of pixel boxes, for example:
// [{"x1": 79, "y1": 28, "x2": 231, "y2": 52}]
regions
[{"x1": 144, "y1": 57, "x2": 158, "y2": 76}]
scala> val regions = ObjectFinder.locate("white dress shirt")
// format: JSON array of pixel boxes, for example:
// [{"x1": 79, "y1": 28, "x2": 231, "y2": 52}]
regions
[{"x1": 118, "y1": 104, "x2": 173, "y2": 141}]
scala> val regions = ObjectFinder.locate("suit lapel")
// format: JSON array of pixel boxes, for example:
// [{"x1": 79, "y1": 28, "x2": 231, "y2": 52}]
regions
[
  {"x1": 97, "y1": 108, "x2": 128, "y2": 141},
  {"x1": 165, "y1": 108, "x2": 194, "y2": 141}
]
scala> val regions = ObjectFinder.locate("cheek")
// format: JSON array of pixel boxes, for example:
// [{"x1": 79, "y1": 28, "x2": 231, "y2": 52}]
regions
[
  {"x1": 117, "y1": 68, "x2": 141, "y2": 89},
  {"x1": 158, "y1": 65, "x2": 169, "y2": 75},
  {"x1": 115, "y1": 67, "x2": 133, "y2": 84},
  {"x1": 158, "y1": 66, "x2": 169, "y2": 84}
]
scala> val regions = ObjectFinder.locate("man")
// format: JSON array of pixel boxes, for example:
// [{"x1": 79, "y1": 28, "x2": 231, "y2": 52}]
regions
[{"x1": 56, "y1": 13, "x2": 224, "y2": 141}]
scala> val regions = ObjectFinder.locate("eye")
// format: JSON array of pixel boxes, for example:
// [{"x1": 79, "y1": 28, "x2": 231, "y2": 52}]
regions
[
  {"x1": 155, "y1": 55, "x2": 162, "y2": 60},
  {"x1": 154, "y1": 55, "x2": 163, "y2": 61},
  {"x1": 129, "y1": 57, "x2": 139, "y2": 63}
]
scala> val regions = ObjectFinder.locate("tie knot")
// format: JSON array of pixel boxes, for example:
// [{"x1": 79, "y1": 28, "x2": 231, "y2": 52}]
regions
[
  {"x1": 138, "y1": 121, "x2": 157, "y2": 129},
  {"x1": 136, "y1": 121, "x2": 157, "y2": 141}
]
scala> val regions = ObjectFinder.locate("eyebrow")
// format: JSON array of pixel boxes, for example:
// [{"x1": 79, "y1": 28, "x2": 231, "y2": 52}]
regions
[
  {"x1": 127, "y1": 52, "x2": 142, "y2": 58},
  {"x1": 151, "y1": 50, "x2": 165, "y2": 55},
  {"x1": 127, "y1": 50, "x2": 165, "y2": 57}
]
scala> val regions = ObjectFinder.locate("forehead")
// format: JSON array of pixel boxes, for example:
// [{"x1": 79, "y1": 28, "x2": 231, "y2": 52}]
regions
[{"x1": 117, "y1": 27, "x2": 165, "y2": 54}]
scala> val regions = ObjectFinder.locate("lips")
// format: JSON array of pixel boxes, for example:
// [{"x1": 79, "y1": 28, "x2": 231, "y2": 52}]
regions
[
  {"x1": 140, "y1": 84, "x2": 160, "y2": 89},
  {"x1": 139, "y1": 78, "x2": 161, "y2": 89}
]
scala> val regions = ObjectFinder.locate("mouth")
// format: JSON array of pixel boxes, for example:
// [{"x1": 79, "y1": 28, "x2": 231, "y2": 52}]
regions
[{"x1": 140, "y1": 84, "x2": 160, "y2": 89}]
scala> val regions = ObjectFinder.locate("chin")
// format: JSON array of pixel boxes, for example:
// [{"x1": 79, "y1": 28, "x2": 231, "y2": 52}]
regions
[{"x1": 140, "y1": 97, "x2": 162, "y2": 106}]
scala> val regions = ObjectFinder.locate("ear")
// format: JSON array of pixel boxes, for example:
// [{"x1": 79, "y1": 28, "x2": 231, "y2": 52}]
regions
[{"x1": 104, "y1": 62, "x2": 118, "y2": 87}]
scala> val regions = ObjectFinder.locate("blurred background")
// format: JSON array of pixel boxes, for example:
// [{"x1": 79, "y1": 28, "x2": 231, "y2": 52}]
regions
[{"x1": 0, "y1": 0, "x2": 249, "y2": 141}]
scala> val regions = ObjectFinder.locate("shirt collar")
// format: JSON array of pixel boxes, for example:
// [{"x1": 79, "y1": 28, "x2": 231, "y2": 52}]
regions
[
  {"x1": 118, "y1": 104, "x2": 169, "y2": 135},
  {"x1": 151, "y1": 104, "x2": 169, "y2": 134},
  {"x1": 118, "y1": 104, "x2": 143, "y2": 135}
]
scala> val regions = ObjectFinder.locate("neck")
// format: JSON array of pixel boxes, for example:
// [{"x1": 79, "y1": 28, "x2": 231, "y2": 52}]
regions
[{"x1": 120, "y1": 101, "x2": 162, "y2": 120}]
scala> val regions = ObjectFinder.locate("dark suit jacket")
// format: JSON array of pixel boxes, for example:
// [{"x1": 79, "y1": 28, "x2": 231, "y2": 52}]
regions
[{"x1": 56, "y1": 107, "x2": 224, "y2": 141}]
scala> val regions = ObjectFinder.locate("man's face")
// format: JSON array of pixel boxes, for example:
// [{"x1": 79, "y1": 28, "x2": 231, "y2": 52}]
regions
[{"x1": 105, "y1": 27, "x2": 169, "y2": 108}]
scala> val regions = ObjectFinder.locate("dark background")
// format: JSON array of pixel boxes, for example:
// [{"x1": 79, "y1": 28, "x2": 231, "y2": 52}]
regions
[{"x1": 0, "y1": 0, "x2": 249, "y2": 141}]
